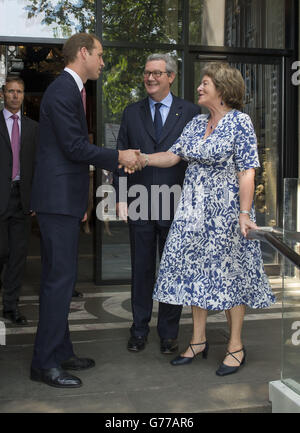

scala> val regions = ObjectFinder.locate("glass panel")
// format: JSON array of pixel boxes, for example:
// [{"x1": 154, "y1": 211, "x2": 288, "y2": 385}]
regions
[
  {"x1": 281, "y1": 179, "x2": 300, "y2": 396},
  {"x1": 193, "y1": 59, "x2": 281, "y2": 264},
  {"x1": 0, "y1": 0, "x2": 95, "y2": 39},
  {"x1": 189, "y1": 0, "x2": 286, "y2": 49},
  {"x1": 102, "y1": 0, "x2": 183, "y2": 44},
  {"x1": 99, "y1": 48, "x2": 181, "y2": 280}
]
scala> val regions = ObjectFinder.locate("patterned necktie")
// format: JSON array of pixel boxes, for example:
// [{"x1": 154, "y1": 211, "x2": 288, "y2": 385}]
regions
[
  {"x1": 10, "y1": 114, "x2": 20, "y2": 180},
  {"x1": 154, "y1": 102, "x2": 163, "y2": 142},
  {"x1": 81, "y1": 86, "x2": 87, "y2": 114}
]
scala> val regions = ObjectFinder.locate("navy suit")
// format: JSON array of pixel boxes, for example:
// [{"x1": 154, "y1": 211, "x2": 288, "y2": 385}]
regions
[
  {"x1": 114, "y1": 95, "x2": 200, "y2": 340},
  {"x1": 31, "y1": 71, "x2": 118, "y2": 369}
]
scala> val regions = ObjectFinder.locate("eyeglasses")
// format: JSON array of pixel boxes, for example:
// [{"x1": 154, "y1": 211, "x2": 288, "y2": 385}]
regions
[{"x1": 143, "y1": 70, "x2": 169, "y2": 78}]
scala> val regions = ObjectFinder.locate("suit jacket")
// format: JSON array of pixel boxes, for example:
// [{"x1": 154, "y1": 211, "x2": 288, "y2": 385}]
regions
[
  {"x1": 0, "y1": 110, "x2": 39, "y2": 216},
  {"x1": 114, "y1": 94, "x2": 200, "y2": 226},
  {"x1": 30, "y1": 71, "x2": 119, "y2": 218}
]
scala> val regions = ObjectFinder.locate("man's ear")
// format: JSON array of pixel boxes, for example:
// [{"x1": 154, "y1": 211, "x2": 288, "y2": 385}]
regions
[
  {"x1": 168, "y1": 72, "x2": 176, "y2": 86},
  {"x1": 79, "y1": 46, "x2": 88, "y2": 60}
]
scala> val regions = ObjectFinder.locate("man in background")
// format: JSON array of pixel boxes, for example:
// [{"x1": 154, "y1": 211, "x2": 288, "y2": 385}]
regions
[{"x1": 0, "y1": 76, "x2": 38, "y2": 325}]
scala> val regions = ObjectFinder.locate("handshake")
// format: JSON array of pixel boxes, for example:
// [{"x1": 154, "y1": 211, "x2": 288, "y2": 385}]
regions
[{"x1": 118, "y1": 150, "x2": 148, "y2": 174}]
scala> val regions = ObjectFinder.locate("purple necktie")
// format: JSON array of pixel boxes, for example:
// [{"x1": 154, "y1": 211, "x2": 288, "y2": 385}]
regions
[
  {"x1": 81, "y1": 86, "x2": 86, "y2": 115},
  {"x1": 10, "y1": 114, "x2": 20, "y2": 180}
]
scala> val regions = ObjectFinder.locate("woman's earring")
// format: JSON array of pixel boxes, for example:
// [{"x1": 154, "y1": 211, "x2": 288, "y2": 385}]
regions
[{"x1": 221, "y1": 101, "x2": 224, "y2": 106}]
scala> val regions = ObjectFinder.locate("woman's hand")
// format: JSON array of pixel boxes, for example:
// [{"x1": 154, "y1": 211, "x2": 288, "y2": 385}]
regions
[{"x1": 239, "y1": 214, "x2": 258, "y2": 238}]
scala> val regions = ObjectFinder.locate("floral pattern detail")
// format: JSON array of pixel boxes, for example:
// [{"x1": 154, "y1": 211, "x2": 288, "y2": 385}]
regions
[{"x1": 153, "y1": 110, "x2": 276, "y2": 310}]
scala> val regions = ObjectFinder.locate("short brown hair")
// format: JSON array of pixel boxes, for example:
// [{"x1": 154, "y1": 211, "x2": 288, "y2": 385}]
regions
[
  {"x1": 202, "y1": 62, "x2": 245, "y2": 111},
  {"x1": 63, "y1": 33, "x2": 101, "y2": 66},
  {"x1": 2, "y1": 76, "x2": 25, "y2": 92}
]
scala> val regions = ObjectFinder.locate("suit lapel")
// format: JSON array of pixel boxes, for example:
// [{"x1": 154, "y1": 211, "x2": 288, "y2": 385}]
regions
[
  {"x1": 0, "y1": 110, "x2": 12, "y2": 150},
  {"x1": 140, "y1": 98, "x2": 156, "y2": 142},
  {"x1": 158, "y1": 96, "x2": 183, "y2": 144}
]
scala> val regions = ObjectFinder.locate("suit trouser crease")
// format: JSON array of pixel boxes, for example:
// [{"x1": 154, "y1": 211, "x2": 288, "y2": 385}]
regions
[
  {"x1": 0, "y1": 187, "x2": 31, "y2": 311},
  {"x1": 129, "y1": 223, "x2": 182, "y2": 339},
  {"x1": 31, "y1": 213, "x2": 80, "y2": 370}
]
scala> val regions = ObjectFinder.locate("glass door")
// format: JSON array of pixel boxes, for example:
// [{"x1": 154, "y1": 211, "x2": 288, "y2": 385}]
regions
[{"x1": 190, "y1": 54, "x2": 283, "y2": 267}]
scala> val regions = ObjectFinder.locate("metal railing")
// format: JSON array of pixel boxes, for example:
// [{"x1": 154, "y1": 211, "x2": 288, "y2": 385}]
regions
[{"x1": 247, "y1": 227, "x2": 300, "y2": 270}]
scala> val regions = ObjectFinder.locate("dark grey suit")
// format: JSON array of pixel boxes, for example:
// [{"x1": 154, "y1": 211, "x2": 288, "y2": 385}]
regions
[{"x1": 0, "y1": 110, "x2": 38, "y2": 311}]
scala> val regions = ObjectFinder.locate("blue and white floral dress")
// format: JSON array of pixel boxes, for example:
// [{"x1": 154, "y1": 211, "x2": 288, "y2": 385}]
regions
[{"x1": 152, "y1": 110, "x2": 275, "y2": 310}]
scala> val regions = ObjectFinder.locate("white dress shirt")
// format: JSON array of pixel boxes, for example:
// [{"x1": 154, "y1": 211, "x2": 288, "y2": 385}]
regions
[{"x1": 64, "y1": 67, "x2": 84, "y2": 93}]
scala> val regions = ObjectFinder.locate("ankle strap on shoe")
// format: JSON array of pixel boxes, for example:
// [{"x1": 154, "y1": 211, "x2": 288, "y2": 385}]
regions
[
  {"x1": 189, "y1": 342, "x2": 206, "y2": 357},
  {"x1": 226, "y1": 348, "x2": 244, "y2": 365}
]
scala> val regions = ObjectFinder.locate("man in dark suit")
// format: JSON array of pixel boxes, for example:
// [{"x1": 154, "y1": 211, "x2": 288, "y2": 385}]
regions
[
  {"x1": 0, "y1": 76, "x2": 38, "y2": 325},
  {"x1": 30, "y1": 33, "x2": 141, "y2": 388},
  {"x1": 114, "y1": 53, "x2": 200, "y2": 354}
]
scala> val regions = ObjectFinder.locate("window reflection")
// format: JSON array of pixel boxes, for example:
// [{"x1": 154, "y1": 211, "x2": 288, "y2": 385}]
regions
[
  {"x1": 189, "y1": 0, "x2": 286, "y2": 49},
  {"x1": 102, "y1": 0, "x2": 183, "y2": 44}
]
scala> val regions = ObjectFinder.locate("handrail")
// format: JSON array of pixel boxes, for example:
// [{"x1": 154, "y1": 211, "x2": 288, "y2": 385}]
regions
[{"x1": 247, "y1": 228, "x2": 300, "y2": 270}]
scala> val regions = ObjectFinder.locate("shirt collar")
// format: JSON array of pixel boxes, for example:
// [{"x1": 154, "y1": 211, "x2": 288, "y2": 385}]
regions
[
  {"x1": 64, "y1": 67, "x2": 84, "y2": 92},
  {"x1": 149, "y1": 92, "x2": 173, "y2": 109},
  {"x1": 3, "y1": 108, "x2": 21, "y2": 120}
]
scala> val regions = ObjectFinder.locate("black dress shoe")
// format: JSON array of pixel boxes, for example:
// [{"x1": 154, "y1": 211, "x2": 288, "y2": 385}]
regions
[
  {"x1": 171, "y1": 341, "x2": 209, "y2": 366},
  {"x1": 30, "y1": 367, "x2": 82, "y2": 388},
  {"x1": 160, "y1": 339, "x2": 178, "y2": 354},
  {"x1": 61, "y1": 356, "x2": 95, "y2": 371},
  {"x1": 72, "y1": 290, "x2": 83, "y2": 298},
  {"x1": 127, "y1": 335, "x2": 147, "y2": 352},
  {"x1": 3, "y1": 309, "x2": 27, "y2": 325},
  {"x1": 216, "y1": 347, "x2": 246, "y2": 377}
]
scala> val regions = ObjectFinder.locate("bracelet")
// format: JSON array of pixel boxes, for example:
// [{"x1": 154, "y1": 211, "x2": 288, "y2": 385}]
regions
[
  {"x1": 142, "y1": 153, "x2": 149, "y2": 167},
  {"x1": 240, "y1": 210, "x2": 250, "y2": 215}
]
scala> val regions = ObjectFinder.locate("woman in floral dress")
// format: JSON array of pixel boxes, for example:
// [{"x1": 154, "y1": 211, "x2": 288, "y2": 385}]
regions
[{"x1": 140, "y1": 63, "x2": 275, "y2": 376}]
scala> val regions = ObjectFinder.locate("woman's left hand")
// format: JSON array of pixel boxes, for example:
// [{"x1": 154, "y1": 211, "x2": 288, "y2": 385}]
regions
[{"x1": 239, "y1": 214, "x2": 258, "y2": 238}]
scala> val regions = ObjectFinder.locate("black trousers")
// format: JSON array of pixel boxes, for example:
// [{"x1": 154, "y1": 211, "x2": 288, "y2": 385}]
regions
[
  {"x1": 129, "y1": 222, "x2": 182, "y2": 340},
  {"x1": 0, "y1": 183, "x2": 31, "y2": 311}
]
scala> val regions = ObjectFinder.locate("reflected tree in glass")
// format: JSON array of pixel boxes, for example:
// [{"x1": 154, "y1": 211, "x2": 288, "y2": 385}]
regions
[{"x1": 25, "y1": 0, "x2": 182, "y2": 118}]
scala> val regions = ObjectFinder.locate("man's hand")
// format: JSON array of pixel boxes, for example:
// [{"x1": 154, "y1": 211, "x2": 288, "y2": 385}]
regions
[
  {"x1": 116, "y1": 202, "x2": 128, "y2": 223},
  {"x1": 119, "y1": 152, "x2": 148, "y2": 174},
  {"x1": 118, "y1": 149, "x2": 143, "y2": 173}
]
